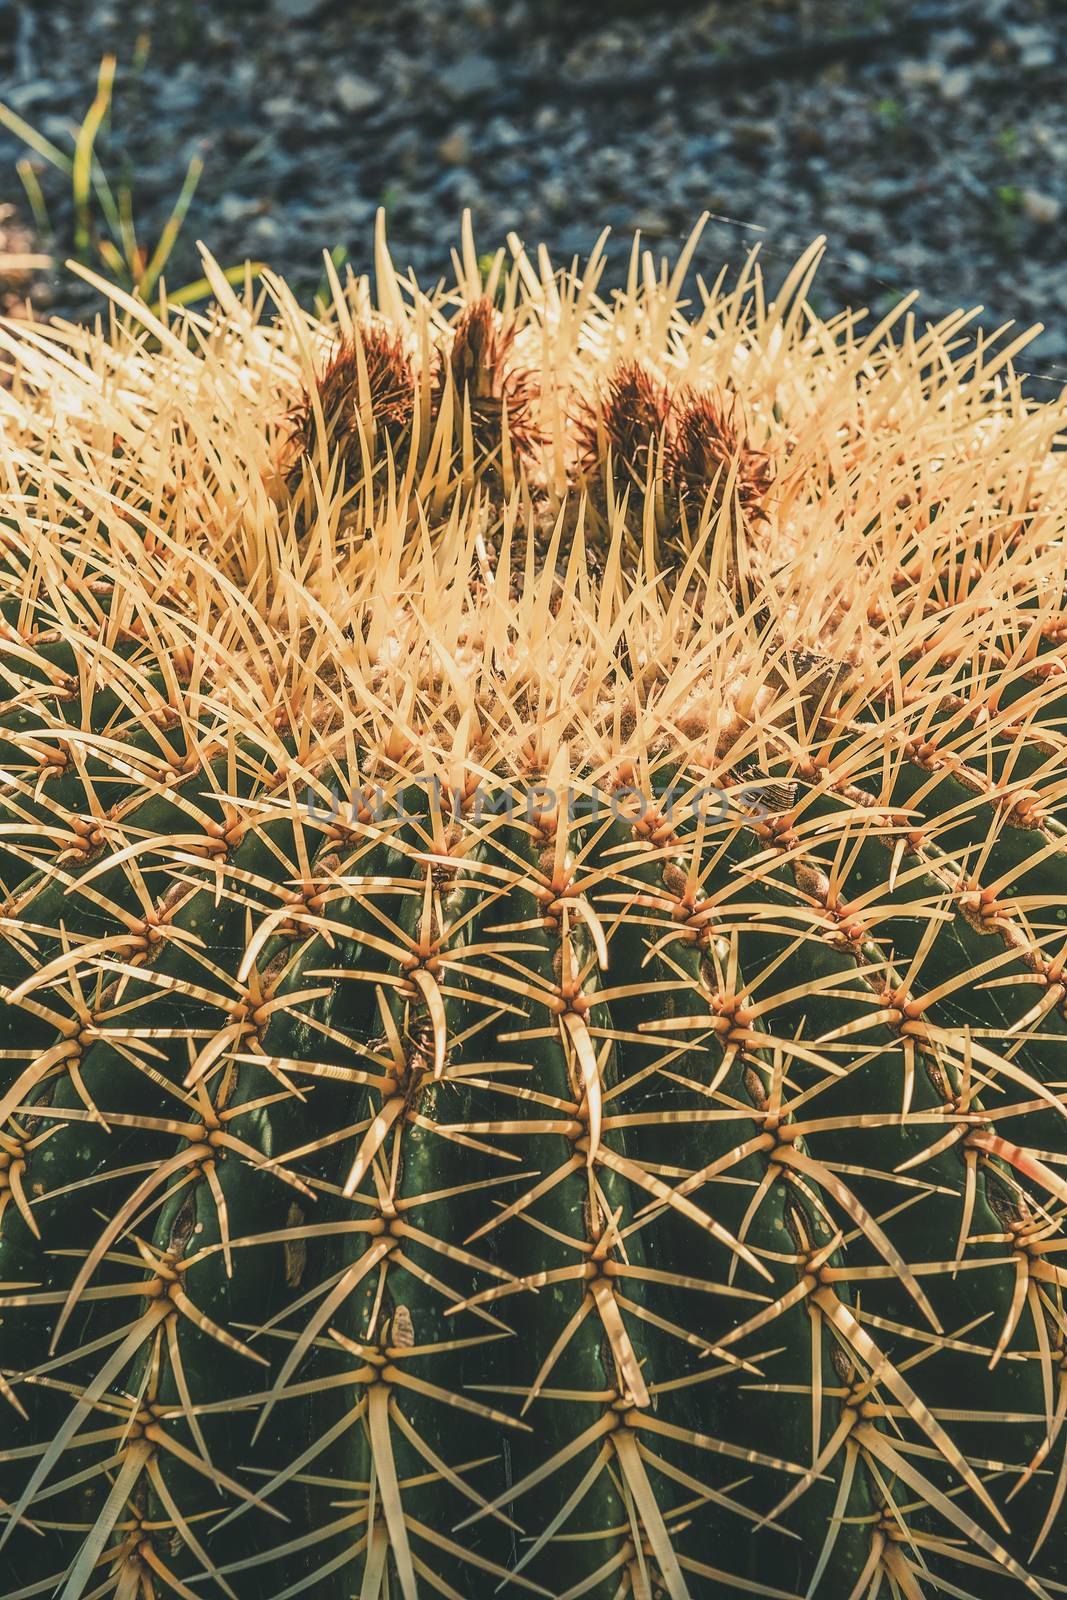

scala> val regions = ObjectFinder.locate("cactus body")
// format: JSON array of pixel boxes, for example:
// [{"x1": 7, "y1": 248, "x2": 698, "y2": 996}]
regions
[{"x1": 1, "y1": 224, "x2": 1066, "y2": 1599}]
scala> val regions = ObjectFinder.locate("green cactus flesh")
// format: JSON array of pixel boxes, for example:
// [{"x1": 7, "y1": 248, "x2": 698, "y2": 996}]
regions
[{"x1": 3, "y1": 719, "x2": 1067, "y2": 1599}]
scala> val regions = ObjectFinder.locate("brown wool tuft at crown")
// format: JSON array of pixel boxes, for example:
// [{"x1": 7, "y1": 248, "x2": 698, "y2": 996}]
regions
[
  {"x1": 668, "y1": 387, "x2": 774, "y2": 524},
  {"x1": 287, "y1": 320, "x2": 416, "y2": 486},
  {"x1": 435, "y1": 293, "x2": 541, "y2": 468},
  {"x1": 574, "y1": 357, "x2": 673, "y2": 485}
]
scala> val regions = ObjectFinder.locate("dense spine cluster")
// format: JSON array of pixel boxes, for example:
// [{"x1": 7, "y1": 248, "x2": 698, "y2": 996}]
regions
[{"x1": 0, "y1": 217, "x2": 1066, "y2": 1598}]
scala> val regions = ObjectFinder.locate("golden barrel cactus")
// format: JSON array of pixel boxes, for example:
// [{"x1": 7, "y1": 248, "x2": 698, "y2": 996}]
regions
[{"x1": 1, "y1": 215, "x2": 1066, "y2": 1599}]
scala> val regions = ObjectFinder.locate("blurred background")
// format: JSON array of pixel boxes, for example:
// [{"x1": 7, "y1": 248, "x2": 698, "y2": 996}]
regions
[{"x1": 0, "y1": 0, "x2": 1063, "y2": 392}]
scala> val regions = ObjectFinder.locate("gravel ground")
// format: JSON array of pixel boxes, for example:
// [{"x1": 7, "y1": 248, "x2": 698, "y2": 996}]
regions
[{"x1": 0, "y1": 0, "x2": 1065, "y2": 395}]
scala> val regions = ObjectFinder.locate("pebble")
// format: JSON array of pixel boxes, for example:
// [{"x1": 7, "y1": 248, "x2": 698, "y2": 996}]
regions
[
  {"x1": 271, "y1": 0, "x2": 327, "y2": 20},
  {"x1": 249, "y1": 214, "x2": 282, "y2": 245},
  {"x1": 631, "y1": 211, "x2": 671, "y2": 237},
  {"x1": 1020, "y1": 41, "x2": 1057, "y2": 69},
  {"x1": 3, "y1": 79, "x2": 52, "y2": 110},
  {"x1": 437, "y1": 128, "x2": 471, "y2": 165},
  {"x1": 930, "y1": 28, "x2": 974, "y2": 61},
  {"x1": 898, "y1": 59, "x2": 944, "y2": 90},
  {"x1": 1009, "y1": 26, "x2": 1057, "y2": 70},
  {"x1": 262, "y1": 96, "x2": 299, "y2": 124},
  {"x1": 217, "y1": 194, "x2": 263, "y2": 226},
  {"x1": 1021, "y1": 188, "x2": 1062, "y2": 225},
  {"x1": 939, "y1": 67, "x2": 972, "y2": 102},
  {"x1": 438, "y1": 53, "x2": 499, "y2": 102},
  {"x1": 334, "y1": 73, "x2": 381, "y2": 115},
  {"x1": 733, "y1": 120, "x2": 778, "y2": 148}
]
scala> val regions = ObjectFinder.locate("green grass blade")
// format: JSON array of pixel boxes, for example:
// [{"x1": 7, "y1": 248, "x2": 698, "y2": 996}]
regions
[
  {"x1": 137, "y1": 153, "x2": 205, "y2": 304},
  {"x1": 15, "y1": 158, "x2": 51, "y2": 238},
  {"x1": 116, "y1": 179, "x2": 139, "y2": 280},
  {"x1": 72, "y1": 55, "x2": 116, "y2": 260},
  {"x1": 0, "y1": 101, "x2": 72, "y2": 174},
  {"x1": 153, "y1": 260, "x2": 265, "y2": 315}
]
